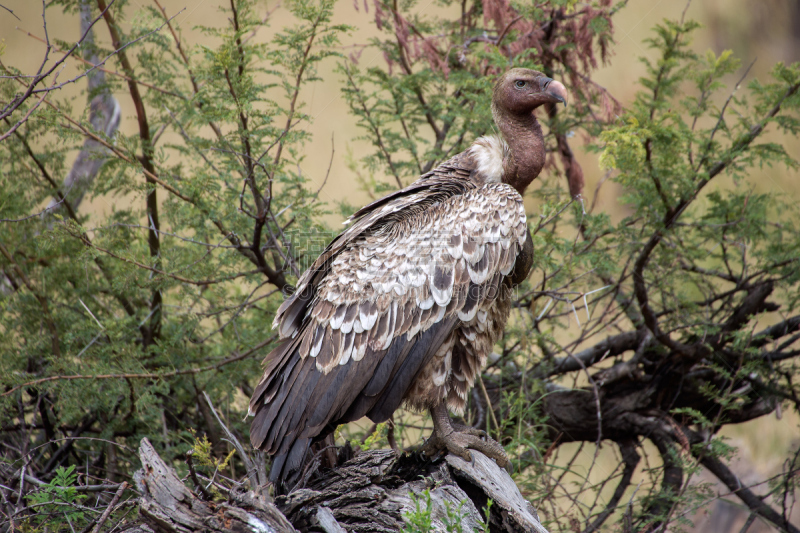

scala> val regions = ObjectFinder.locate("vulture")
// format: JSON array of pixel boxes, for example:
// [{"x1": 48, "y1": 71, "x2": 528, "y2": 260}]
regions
[{"x1": 249, "y1": 68, "x2": 567, "y2": 491}]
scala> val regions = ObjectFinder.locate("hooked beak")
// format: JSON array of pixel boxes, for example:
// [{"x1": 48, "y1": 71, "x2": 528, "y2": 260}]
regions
[{"x1": 544, "y1": 79, "x2": 568, "y2": 108}]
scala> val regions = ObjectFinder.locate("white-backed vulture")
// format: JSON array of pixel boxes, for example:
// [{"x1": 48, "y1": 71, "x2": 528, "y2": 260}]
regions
[{"x1": 249, "y1": 69, "x2": 568, "y2": 492}]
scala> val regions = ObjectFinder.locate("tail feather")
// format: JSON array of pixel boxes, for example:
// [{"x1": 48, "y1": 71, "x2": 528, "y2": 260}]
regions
[{"x1": 268, "y1": 433, "x2": 341, "y2": 494}]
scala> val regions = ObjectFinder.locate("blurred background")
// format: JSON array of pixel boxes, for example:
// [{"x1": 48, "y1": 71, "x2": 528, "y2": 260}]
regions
[{"x1": 2, "y1": 1, "x2": 798, "y2": 530}]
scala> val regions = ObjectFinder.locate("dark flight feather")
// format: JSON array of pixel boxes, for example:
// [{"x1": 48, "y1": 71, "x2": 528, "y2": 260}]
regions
[{"x1": 367, "y1": 316, "x2": 458, "y2": 421}]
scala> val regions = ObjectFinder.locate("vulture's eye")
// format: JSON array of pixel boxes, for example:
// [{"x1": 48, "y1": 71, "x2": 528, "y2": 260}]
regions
[{"x1": 514, "y1": 80, "x2": 526, "y2": 88}]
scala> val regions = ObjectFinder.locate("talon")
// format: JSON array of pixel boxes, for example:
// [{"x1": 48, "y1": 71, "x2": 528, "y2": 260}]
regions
[{"x1": 426, "y1": 404, "x2": 510, "y2": 468}]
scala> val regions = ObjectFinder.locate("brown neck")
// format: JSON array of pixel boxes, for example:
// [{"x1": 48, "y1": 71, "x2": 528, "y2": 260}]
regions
[{"x1": 493, "y1": 107, "x2": 545, "y2": 195}]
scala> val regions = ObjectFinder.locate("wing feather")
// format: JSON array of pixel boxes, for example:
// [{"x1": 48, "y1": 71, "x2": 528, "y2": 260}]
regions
[
  {"x1": 339, "y1": 303, "x2": 359, "y2": 334},
  {"x1": 353, "y1": 331, "x2": 368, "y2": 361},
  {"x1": 329, "y1": 305, "x2": 346, "y2": 330},
  {"x1": 431, "y1": 263, "x2": 454, "y2": 306},
  {"x1": 339, "y1": 330, "x2": 355, "y2": 366},
  {"x1": 315, "y1": 328, "x2": 334, "y2": 368}
]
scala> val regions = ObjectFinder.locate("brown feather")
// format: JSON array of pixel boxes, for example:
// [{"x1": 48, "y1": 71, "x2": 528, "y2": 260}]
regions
[{"x1": 315, "y1": 328, "x2": 335, "y2": 369}]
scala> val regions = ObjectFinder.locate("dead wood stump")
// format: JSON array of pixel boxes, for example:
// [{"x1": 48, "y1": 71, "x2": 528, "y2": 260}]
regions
[
  {"x1": 124, "y1": 438, "x2": 296, "y2": 533},
  {"x1": 124, "y1": 439, "x2": 548, "y2": 533}
]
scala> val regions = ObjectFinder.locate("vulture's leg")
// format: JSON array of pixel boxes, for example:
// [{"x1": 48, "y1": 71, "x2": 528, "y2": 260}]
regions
[{"x1": 421, "y1": 403, "x2": 510, "y2": 468}]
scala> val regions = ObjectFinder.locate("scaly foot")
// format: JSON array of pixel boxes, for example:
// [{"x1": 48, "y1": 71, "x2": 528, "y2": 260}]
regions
[{"x1": 421, "y1": 404, "x2": 509, "y2": 468}]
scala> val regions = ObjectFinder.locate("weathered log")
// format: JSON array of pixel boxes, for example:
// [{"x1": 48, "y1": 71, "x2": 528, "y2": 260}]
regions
[
  {"x1": 445, "y1": 453, "x2": 545, "y2": 532},
  {"x1": 125, "y1": 438, "x2": 548, "y2": 533},
  {"x1": 127, "y1": 438, "x2": 296, "y2": 533},
  {"x1": 279, "y1": 445, "x2": 547, "y2": 532}
]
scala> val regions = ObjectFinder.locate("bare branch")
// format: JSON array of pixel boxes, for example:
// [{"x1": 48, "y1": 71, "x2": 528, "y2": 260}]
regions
[
  {"x1": 0, "y1": 3, "x2": 21, "y2": 20},
  {"x1": 583, "y1": 440, "x2": 640, "y2": 533},
  {"x1": 700, "y1": 453, "x2": 800, "y2": 533},
  {"x1": 0, "y1": 0, "x2": 117, "y2": 139}
]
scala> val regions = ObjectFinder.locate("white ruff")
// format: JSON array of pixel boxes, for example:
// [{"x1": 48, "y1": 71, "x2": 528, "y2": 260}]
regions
[{"x1": 468, "y1": 135, "x2": 508, "y2": 183}]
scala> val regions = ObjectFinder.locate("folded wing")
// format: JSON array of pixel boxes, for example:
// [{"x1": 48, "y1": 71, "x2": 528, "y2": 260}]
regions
[{"x1": 249, "y1": 176, "x2": 527, "y2": 486}]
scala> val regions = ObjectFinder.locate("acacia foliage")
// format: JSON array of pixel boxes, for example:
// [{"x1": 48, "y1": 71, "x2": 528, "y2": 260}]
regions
[{"x1": 1, "y1": 0, "x2": 799, "y2": 532}]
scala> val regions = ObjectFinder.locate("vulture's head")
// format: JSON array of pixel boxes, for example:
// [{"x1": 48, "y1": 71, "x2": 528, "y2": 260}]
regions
[{"x1": 492, "y1": 68, "x2": 568, "y2": 116}]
